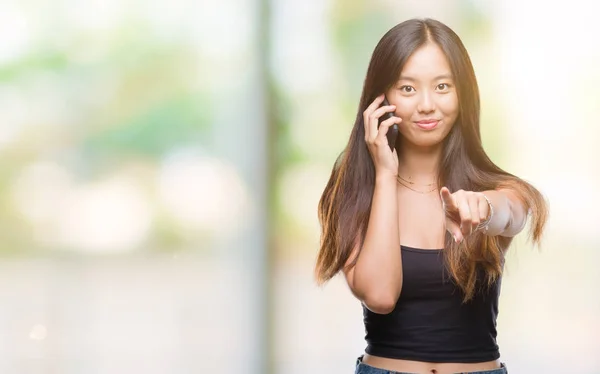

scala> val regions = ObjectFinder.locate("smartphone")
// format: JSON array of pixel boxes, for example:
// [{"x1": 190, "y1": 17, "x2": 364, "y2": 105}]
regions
[{"x1": 378, "y1": 97, "x2": 399, "y2": 151}]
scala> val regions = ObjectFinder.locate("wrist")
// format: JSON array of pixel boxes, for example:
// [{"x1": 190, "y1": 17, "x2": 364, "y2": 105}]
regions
[
  {"x1": 375, "y1": 172, "x2": 397, "y2": 185},
  {"x1": 476, "y1": 193, "x2": 494, "y2": 232}
]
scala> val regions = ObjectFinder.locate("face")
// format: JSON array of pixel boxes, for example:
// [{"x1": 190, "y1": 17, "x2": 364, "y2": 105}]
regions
[{"x1": 385, "y1": 42, "x2": 459, "y2": 149}]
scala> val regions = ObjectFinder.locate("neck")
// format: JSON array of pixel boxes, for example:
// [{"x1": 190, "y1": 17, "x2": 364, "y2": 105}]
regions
[{"x1": 396, "y1": 141, "x2": 443, "y2": 183}]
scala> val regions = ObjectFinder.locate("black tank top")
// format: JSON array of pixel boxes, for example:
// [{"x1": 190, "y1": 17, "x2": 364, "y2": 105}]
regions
[{"x1": 363, "y1": 245, "x2": 501, "y2": 363}]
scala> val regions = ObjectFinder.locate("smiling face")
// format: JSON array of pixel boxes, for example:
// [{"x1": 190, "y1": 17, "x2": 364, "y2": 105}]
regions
[{"x1": 385, "y1": 42, "x2": 459, "y2": 149}]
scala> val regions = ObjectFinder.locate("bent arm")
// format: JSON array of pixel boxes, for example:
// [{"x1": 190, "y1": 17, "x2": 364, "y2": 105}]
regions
[{"x1": 343, "y1": 175, "x2": 402, "y2": 314}]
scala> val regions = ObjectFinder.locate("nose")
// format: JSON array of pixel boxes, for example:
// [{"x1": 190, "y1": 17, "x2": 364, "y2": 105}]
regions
[{"x1": 417, "y1": 90, "x2": 435, "y2": 113}]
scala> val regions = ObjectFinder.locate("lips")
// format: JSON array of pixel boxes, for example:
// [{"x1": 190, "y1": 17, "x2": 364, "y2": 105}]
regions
[{"x1": 414, "y1": 120, "x2": 439, "y2": 130}]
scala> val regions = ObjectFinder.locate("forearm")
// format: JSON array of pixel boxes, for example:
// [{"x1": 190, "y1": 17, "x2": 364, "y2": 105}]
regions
[
  {"x1": 483, "y1": 189, "x2": 527, "y2": 237},
  {"x1": 353, "y1": 174, "x2": 402, "y2": 309}
]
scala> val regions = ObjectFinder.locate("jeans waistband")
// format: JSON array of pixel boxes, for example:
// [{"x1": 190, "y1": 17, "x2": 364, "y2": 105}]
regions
[{"x1": 355, "y1": 355, "x2": 508, "y2": 374}]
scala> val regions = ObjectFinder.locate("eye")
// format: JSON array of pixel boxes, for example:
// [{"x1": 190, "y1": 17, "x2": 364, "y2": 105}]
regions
[
  {"x1": 400, "y1": 85, "x2": 415, "y2": 93},
  {"x1": 436, "y1": 83, "x2": 451, "y2": 91}
]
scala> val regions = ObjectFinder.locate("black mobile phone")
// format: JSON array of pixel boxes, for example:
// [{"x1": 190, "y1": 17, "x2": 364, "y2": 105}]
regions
[{"x1": 378, "y1": 98, "x2": 399, "y2": 151}]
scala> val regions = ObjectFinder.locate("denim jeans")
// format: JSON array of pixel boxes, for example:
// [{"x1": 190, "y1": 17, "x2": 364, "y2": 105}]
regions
[{"x1": 355, "y1": 355, "x2": 508, "y2": 374}]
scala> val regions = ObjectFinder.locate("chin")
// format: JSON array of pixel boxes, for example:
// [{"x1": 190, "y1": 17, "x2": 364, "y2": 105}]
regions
[
  {"x1": 402, "y1": 132, "x2": 449, "y2": 148},
  {"x1": 410, "y1": 139, "x2": 445, "y2": 148}
]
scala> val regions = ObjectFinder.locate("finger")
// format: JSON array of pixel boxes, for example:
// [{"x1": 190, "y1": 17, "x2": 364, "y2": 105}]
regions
[
  {"x1": 440, "y1": 187, "x2": 458, "y2": 212},
  {"x1": 364, "y1": 94, "x2": 386, "y2": 116},
  {"x1": 368, "y1": 105, "x2": 396, "y2": 141},
  {"x1": 376, "y1": 116, "x2": 402, "y2": 141},
  {"x1": 379, "y1": 115, "x2": 402, "y2": 129},
  {"x1": 363, "y1": 95, "x2": 387, "y2": 139},
  {"x1": 370, "y1": 105, "x2": 396, "y2": 123},
  {"x1": 446, "y1": 220, "x2": 463, "y2": 243},
  {"x1": 457, "y1": 199, "x2": 473, "y2": 236},
  {"x1": 468, "y1": 197, "x2": 480, "y2": 233}
]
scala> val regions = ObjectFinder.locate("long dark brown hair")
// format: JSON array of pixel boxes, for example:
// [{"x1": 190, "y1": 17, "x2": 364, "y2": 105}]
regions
[{"x1": 315, "y1": 18, "x2": 548, "y2": 302}]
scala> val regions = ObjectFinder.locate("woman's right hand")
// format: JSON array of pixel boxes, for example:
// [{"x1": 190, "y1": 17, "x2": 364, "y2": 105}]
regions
[{"x1": 363, "y1": 94, "x2": 402, "y2": 178}]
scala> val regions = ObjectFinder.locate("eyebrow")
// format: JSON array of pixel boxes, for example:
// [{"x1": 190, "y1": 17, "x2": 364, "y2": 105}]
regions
[{"x1": 398, "y1": 74, "x2": 454, "y2": 82}]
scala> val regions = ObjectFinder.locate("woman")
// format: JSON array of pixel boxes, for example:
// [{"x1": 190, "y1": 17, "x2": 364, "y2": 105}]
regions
[{"x1": 315, "y1": 18, "x2": 548, "y2": 374}]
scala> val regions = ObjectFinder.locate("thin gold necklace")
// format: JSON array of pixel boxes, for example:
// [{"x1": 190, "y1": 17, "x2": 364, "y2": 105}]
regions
[
  {"x1": 397, "y1": 174, "x2": 436, "y2": 186},
  {"x1": 396, "y1": 177, "x2": 437, "y2": 194}
]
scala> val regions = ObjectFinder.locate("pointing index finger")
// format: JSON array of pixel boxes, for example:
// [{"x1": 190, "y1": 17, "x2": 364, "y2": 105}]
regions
[{"x1": 440, "y1": 187, "x2": 457, "y2": 212}]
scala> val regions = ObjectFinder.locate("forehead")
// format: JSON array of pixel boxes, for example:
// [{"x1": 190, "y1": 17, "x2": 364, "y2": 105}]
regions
[{"x1": 400, "y1": 43, "x2": 452, "y2": 79}]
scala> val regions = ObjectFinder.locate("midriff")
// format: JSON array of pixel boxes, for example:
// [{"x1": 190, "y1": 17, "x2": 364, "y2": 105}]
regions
[{"x1": 362, "y1": 354, "x2": 501, "y2": 374}]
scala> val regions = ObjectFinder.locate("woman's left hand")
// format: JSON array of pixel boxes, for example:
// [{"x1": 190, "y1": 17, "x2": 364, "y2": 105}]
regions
[{"x1": 440, "y1": 187, "x2": 490, "y2": 243}]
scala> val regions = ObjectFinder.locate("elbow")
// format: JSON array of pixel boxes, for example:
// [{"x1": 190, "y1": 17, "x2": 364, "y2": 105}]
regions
[
  {"x1": 350, "y1": 268, "x2": 402, "y2": 314},
  {"x1": 362, "y1": 290, "x2": 400, "y2": 315}
]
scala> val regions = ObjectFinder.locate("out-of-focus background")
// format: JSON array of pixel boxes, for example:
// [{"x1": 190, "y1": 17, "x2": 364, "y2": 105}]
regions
[{"x1": 0, "y1": 0, "x2": 598, "y2": 373}]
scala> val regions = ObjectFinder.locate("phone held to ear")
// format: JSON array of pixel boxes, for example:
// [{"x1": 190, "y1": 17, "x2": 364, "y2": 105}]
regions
[{"x1": 378, "y1": 97, "x2": 399, "y2": 151}]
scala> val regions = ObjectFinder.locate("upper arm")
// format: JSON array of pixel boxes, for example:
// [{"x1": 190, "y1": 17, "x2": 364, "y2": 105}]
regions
[{"x1": 342, "y1": 238, "x2": 361, "y2": 297}]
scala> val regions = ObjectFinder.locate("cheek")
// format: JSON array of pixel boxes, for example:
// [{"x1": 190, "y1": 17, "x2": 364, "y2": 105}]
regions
[
  {"x1": 385, "y1": 91, "x2": 415, "y2": 120},
  {"x1": 393, "y1": 101, "x2": 415, "y2": 121},
  {"x1": 438, "y1": 94, "x2": 459, "y2": 118}
]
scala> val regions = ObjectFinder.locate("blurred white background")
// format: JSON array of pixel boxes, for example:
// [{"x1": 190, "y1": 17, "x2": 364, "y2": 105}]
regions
[{"x1": 0, "y1": 0, "x2": 598, "y2": 373}]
